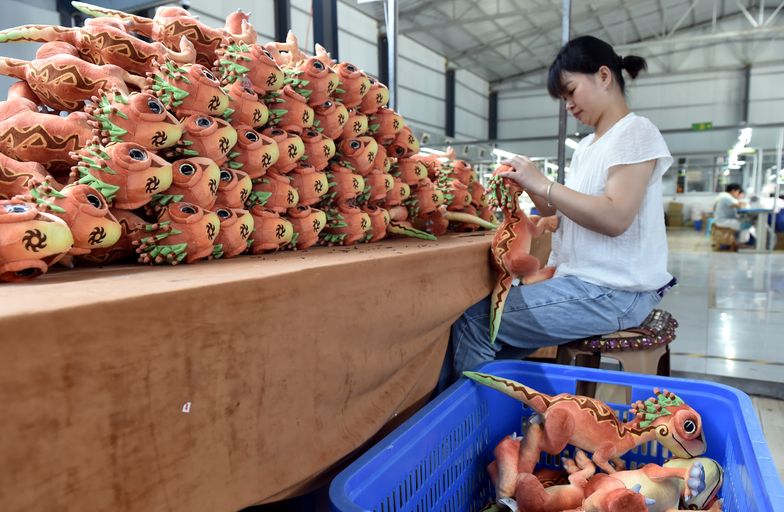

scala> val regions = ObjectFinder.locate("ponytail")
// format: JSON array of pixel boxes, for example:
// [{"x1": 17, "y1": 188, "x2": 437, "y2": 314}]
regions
[{"x1": 547, "y1": 36, "x2": 648, "y2": 98}]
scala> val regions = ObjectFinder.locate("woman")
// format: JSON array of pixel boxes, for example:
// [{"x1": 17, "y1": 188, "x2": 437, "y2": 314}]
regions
[{"x1": 444, "y1": 35, "x2": 676, "y2": 381}]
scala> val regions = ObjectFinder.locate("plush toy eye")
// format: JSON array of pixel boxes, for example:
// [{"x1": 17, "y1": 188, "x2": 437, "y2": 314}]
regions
[
  {"x1": 313, "y1": 60, "x2": 324, "y2": 70},
  {"x1": 86, "y1": 193, "x2": 103, "y2": 208},
  {"x1": 201, "y1": 69, "x2": 217, "y2": 82},
  {"x1": 180, "y1": 204, "x2": 197, "y2": 214},
  {"x1": 217, "y1": 208, "x2": 231, "y2": 219},
  {"x1": 196, "y1": 116, "x2": 212, "y2": 128},
  {"x1": 5, "y1": 204, "x2": 29, "y2": 213},
  {"x1": 306, "y1": 129, "x2": 318, "y2": 137},
  {"x1": 683, "y1": 419, "x2": 697, "y2": 434},
  {"x1": 147, "y1": 99, "x2": 163, "y2": 114},
  {"x1": 395, "y1": 147, "x2": 405, "y2": 156},
  {"x1": 179, "y1": 163, "x2": 196, "y2": 176},
  {"x1": 220, "y1": 169, "x2": 233, "y2": 182},
  {"x1": 245, "y1": 130, "x2": 259, "y2": 142},
  {"x1": 129, "y1": 148, "x2": 147, "y2": 161},
  {"x1": 349, "y1": 140, "x2": 361, "y2": 150},
  {"x1": 262, "y1": 49, "x2": 273, "y2": 59},
  {"x1": 270, "y1": 128, "x2": 283, "y2": 136},
  {"x1": 369, "y1": 77, "x2": 376, "y2": 84},
  {"x1": 322, "y1": 101, "x2": 332, "y2": 108},
  {"x1": 15, "y1": 267, "x2": 37, "y2": 277},
  {"x1": 346, "y1": 64, "x2": 356, "y2": 72}
]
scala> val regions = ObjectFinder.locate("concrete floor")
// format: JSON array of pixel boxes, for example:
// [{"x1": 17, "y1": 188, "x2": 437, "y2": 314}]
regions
[{"x1": 664, "y1": 228, "x2": 784, "y2": 482}]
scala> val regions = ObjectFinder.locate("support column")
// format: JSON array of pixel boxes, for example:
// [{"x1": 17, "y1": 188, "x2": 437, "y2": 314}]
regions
[
  {"x1": 556, "y1": 0, "x2": 572, "y2": 184},
  {"x1": 489, "y1": 91, "x2": 498, "y2": 141},
  {"x1": 377, "y1": 33, "x2": 389, "y2": 85},
  {"x1": 313, "y1": 0, "x2": 339, "y2": 60},
  {"x1": 741, "y1": 64, "x2": 751, "y2": 124},
  {"x1": 445, "y1": 68, "x2": 456, "y2": 138},
  {"x1": 386, "y1": 0, "x2": 398, "y2": 110},
  {"x1": 274, "y1": 0, "x2": 291, "y2": 44}
]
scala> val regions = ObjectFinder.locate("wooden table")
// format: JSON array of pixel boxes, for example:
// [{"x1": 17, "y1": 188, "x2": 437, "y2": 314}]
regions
[{"x1": 0, "y1": 233, "x2": 494, "y2": 511}]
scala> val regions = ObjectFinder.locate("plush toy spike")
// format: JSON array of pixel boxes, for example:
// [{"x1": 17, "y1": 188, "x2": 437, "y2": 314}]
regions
[
  {"x1": 146, "y1": 59, "x2": 190, "y2": 108},
  {"x1": 85, "y1": 89, "x2": 130, "y2": 144},
  {"x1": 211, "y1": 244, "x2": 224, "y2": 259},
  {"x1": 69, "y1": 143, "x2": 121, "y2": 203},
  {"x1": 245, "y1": 189, "x2": 271, "y2": 207},
  {"x1": 215, "y1": 42, "x2": 252, "y2": 83},
  {"x1": 27, "y1": 179, "x2": 67, "y2": 214},
  {"x1": 133, "y1": 221, "x2": 188, "y2": 264},
  {"x1": 283, "y1": 68, "x2": 313, "y2": 98},
  {"x1": 629, "y1": 388, "x2": 687, "y2": 428}
]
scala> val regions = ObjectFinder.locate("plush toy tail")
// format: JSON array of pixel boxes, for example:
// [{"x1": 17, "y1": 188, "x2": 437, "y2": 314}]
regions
[
  {"x1": 489, "y1": 272, "x2": 513, "y2": 345},
  {"x1": 387, "y1": 220, "x2": 437, "y2": 241},
  {"x1": 462, "y1": 371, "x2": 553, "y2": 414},
  {"x1": 0, "y1": 57, "x2": 29, "y2": 81},
  {"x1": 441, "y1": 210, "x2": 498, "y2": 230},
  {"x1": 71, "y1": 1, "x2": 153, "y2": 35},
  {"x1": 0, "y1": 25, "x2": 77, "y2": 45}
]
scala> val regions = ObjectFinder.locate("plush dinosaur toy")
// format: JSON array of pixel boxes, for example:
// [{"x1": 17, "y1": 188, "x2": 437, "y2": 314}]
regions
[
  {"x1": 0, "y1": 41, "x2": 145, "y2": 111},
  {"x1": 0, "y1": 198, "x2": 73, "y2": 281},
  {"x1": 72, "y1": 2, "x2": 256, "y2": 67},
  {"x1": 504, "y1": 448, "x2": 722, "y2": 512},
  {"x1": 463, "y1": 371, "x2": 707, "y2": 484},
  {"x1": 0, "y1": 84, "x2": 88, "y2": 174},
  {"x1": 0, "y1": 18, "x2": 196, "y2": 76},
  {"x1": 485, "y1": 165, "x2": 556, "y2": 344}
]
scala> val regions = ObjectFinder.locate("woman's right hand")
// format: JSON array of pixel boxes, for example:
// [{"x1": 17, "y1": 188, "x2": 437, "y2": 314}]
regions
[{"x1": 499, "y1": 156, "x2": 550, "y2": 197}]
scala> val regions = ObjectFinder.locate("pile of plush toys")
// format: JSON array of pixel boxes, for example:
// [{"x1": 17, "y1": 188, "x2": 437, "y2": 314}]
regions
[
  {"x1": 465, "y1": 372, "x2": 725, "y2": 512},
  {"x1": 0, "y1": 1, "x2": 498, "y2": 282}
]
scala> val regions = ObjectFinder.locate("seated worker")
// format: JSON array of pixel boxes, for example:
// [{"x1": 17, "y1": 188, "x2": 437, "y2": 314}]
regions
[
  {"x1": 438, "y1": 36, "x2": 675, "y2": 389},
  {"x1": 714, "y1": 183, "x2": 752, "y2": 244}
]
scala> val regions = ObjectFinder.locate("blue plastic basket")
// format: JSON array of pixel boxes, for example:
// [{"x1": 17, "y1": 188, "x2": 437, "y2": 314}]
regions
[{"x1": 330, "y1": 360, "x2": 784, "y2": 512}]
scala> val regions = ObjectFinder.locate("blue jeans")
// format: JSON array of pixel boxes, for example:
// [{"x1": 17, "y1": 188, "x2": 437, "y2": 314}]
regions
[{"x1": 439, "y1": 276, "x2": 662, "y2": 388}]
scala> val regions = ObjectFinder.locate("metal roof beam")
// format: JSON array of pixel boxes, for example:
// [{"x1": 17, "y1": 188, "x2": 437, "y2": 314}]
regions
[
  {"x1": 589, "y1": 4, "x2": 617, "y2": 45},
  {"x1": 401, "y1": 6, "x2": 548, "y2": 34},
  {"x1": 491, "y1": 9, "x2": 783, "y2": 86},
  {"x1": 668, "y1": 0, "x2": 703, "y2": 37},
  {"x1": 765, "y1": 0, "x2": 784, "y2": 24},
  {"x1": 399, "y1": 0, "x2": 458, "y2": 18},
  {"x1": 447, "y1": 0, "x2": 661, "y2": 61}
]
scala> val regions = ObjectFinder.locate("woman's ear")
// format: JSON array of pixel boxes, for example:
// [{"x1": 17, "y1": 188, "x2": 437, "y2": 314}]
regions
[{"x1": 597, "y1": 65, "x2": 613, "y2": 89}]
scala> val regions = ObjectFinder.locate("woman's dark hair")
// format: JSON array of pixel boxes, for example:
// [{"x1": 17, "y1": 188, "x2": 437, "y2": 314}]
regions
[
  {"x1": 547, "y1": 36, "x2": 647, "y2": 98},
  {"x1": 726, "y1": 183, "x2": 742, "y2": 193}
]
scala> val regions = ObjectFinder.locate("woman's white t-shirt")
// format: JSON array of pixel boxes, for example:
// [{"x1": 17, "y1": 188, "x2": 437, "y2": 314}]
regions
[{"x1": 547, "y1": 113, "x2": 674, "y2": 291}]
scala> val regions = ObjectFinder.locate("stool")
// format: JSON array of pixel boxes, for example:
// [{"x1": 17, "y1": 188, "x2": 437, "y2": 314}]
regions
[
  {"x1": 556, "y1": 309, "x2": 678, "y2": 400},
  {"x1": 711, "y1": 225, "x2": 738, "y2": 251}
]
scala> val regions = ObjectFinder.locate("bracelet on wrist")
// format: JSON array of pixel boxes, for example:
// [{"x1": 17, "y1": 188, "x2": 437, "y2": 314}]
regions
[{"x1": 546, "y1": 180, "x2": 555, "y2": 207}]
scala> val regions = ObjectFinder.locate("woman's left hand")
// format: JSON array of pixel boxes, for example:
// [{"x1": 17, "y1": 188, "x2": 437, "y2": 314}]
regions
[{"x1": 499, "y1": 155, "x2": 550, "y2": 196}]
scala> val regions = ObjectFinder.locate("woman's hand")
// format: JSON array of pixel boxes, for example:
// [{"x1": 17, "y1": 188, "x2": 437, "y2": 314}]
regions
[{"x1": 499, "y1": 155, "x2": 551, "y2": 197}]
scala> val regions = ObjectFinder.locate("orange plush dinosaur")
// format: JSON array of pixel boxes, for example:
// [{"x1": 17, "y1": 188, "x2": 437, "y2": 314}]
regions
[
  {"x1": 464, "y1": 372, "x2": 707, "y2": 483},
  {"x1": 485, "y1": 164, "x2": 555, "y2": 344}
]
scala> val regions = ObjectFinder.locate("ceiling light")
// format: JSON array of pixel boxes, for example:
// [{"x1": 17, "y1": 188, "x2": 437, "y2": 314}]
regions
[{"x1": 565, "y1": 138, "x2": 579, "y2": 150}]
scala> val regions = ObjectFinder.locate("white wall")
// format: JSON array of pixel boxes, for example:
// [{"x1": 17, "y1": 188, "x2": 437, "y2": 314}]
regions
[
  {"x1": 395, "y1": 35, "x2": 445, "y2": 135},
  {"x1": 337, "y1": 1, "x2": 377, "y2": 77},
  {"x1": 455, "y1": 69, "x2": 489, "y2": 141}
]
